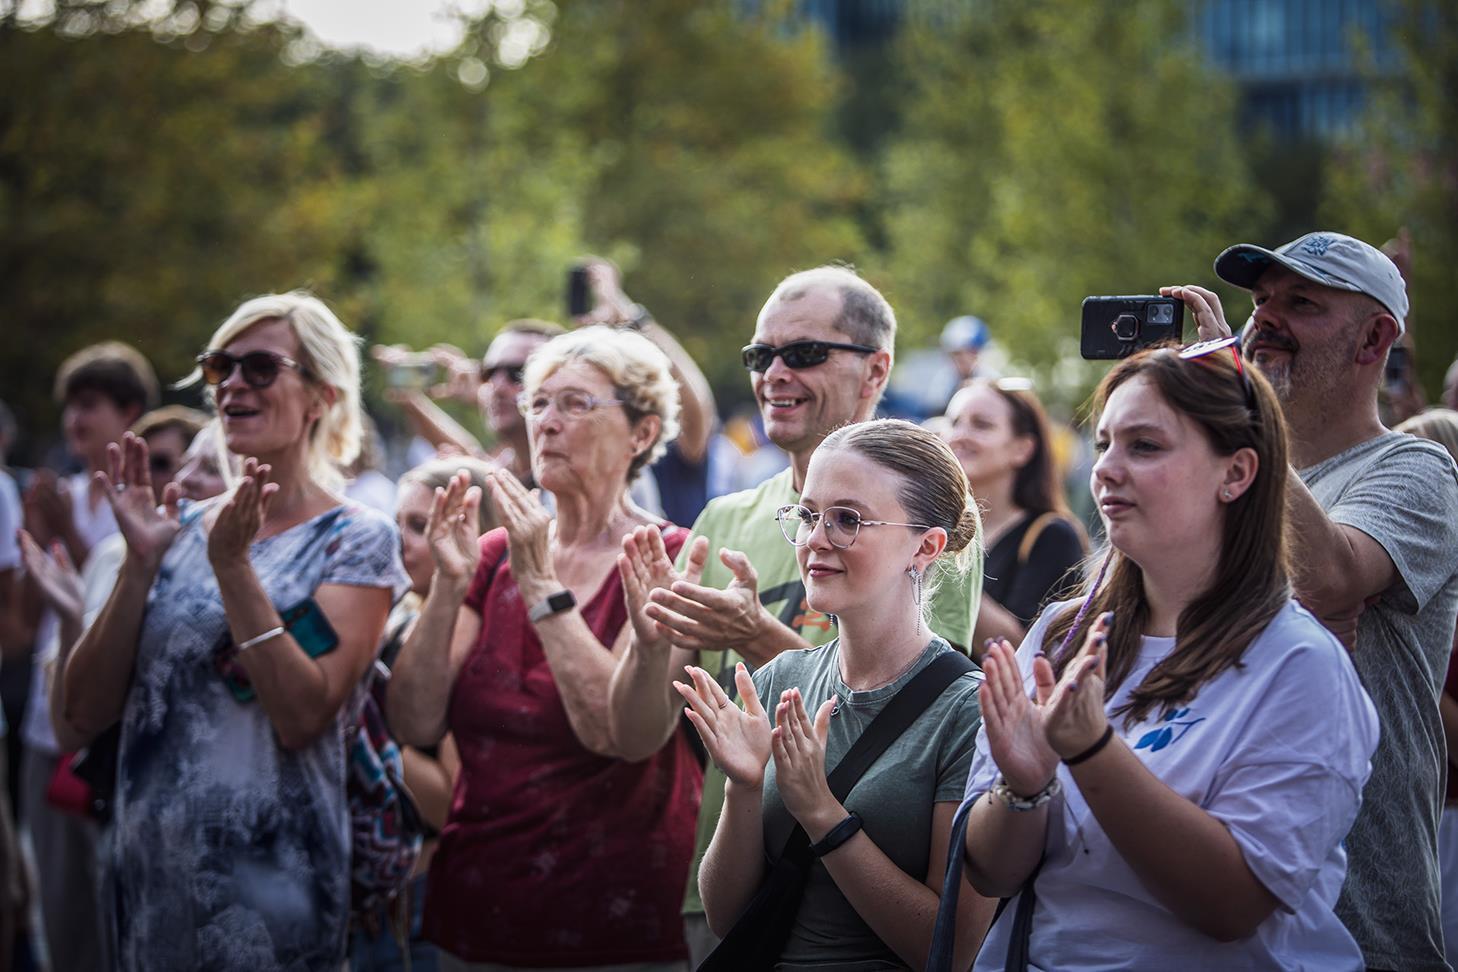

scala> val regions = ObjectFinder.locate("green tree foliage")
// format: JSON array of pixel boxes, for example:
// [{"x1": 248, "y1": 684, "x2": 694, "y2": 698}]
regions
[
  {"x1": 880, "y1": 0, "x2": 1261, "y2": 402},
  {"x1": 1321, "y1": 0, "x2": 1458, "y2": 398}
]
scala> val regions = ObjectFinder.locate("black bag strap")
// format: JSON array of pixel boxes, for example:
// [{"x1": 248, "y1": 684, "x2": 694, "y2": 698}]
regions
[
  {"x1": 699, "y1": 648, "x2": 976, "y2": 972},
  {"x1": 926, "y1": 794, "x2": 1042, "y2": 972}
]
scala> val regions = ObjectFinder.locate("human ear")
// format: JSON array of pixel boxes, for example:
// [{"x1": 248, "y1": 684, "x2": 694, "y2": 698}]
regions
[
  {"x1": 860, "y1": 349, "x2": 892, "y2": 401},
  {"x1": 1009, "y1": 433, "x2": 1037, "y2": 470},
  {"x1": 912, "y1": 527, "x2": 949, "y2": 570},
  {"x1": 629, "y1": 414, "x2": 662, "y2": 460},
  {"x1": 1219, "y1": 447, "x2": 1259, "y2": 502},
  {"x1": 1353, "y1": 313, "x2": 1399, "y2": 367}
]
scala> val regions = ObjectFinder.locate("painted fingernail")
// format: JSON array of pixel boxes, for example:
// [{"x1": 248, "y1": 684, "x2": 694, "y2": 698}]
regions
[
  {"x1": 1103, "y1": 611, "x2": 1115, "y2": 625},
  {"x1": 983, "y1": 638, "x2": 997, "y2": 650},
  {"x1": 1069, "y1": 681, "x2": 1078, "y2": 691}
]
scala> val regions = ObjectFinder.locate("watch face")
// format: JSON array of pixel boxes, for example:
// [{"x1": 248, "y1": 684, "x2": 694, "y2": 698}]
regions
[{"x1": 549, "y1": 591, "x2": 575, "y2": 612}]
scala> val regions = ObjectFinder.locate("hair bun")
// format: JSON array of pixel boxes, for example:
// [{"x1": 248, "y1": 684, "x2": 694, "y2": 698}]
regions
[{"x1": 946, "y1": 502, "x2": 981, "y2": 555}]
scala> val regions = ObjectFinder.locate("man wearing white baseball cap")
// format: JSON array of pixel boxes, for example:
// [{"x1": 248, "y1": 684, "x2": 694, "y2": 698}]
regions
[{"x1": 1163, "y1": 231, "x2": 1458, "y2": 971}]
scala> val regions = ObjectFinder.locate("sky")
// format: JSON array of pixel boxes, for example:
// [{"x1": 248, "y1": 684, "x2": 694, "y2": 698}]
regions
[{"x1": 277, "y1": 0, "x2": 491, "y2": 60}]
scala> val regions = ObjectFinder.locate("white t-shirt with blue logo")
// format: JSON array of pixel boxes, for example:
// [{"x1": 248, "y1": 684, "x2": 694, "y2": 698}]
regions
[{"x1": 966, "y1": 598, "x2": 1378, "y2": 971}]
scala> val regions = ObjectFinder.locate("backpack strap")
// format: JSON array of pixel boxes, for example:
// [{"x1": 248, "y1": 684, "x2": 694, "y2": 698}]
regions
[{"x1": 1016, "y1": 512, "x2": 1061, "y2": 568}]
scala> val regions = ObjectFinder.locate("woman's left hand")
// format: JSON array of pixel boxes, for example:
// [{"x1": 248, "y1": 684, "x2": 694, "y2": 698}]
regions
[
  {"x1": 1043, "y1": 618, "x2": 1112, "y2": 760},
  {"x1": 18, "y1": 530, "x2": 83, "y2": 623},
  {"x1": 485, "y1": 469, "x2": 557, "y2": 600},
  {"x1": 207, "y1": 458, "x2": 278, "y2": 570},
  {"x1": 771, "y1": 687, "x2": 844, "y2": 840}
]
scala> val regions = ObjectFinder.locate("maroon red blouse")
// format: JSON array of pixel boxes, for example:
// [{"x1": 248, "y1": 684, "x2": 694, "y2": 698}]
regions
[{"x1": 423, "y1": 526, "x2": 702, "y2": 965}]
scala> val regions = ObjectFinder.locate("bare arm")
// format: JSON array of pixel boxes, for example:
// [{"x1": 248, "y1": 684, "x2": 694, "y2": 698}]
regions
[
  {"x1": 61, "y1": 557, "x2": 153, "y2": 741},
  {"x1": 700, "y1": 777, "x2": 768, "y2": 936},
  {"x1": 971, "y1": 594, "x2": 1026, "y2": 660},
  {"x1": 640, "y1": 320, "x2": 715, "y2": 465},
  {"x1": 402, "y1": 733, "x2": 458, "y2": 832},
  {"x1": 387, "y1": 474, "x2": 484, "y2": 748},
  {"x1": 388, "y1": 390, "x2": 486, "y2": 458}
]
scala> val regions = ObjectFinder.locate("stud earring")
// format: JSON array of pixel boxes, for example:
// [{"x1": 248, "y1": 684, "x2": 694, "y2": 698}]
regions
[{"x1": 1222, "y1": 488, "x2": 1233, "y2": 501}]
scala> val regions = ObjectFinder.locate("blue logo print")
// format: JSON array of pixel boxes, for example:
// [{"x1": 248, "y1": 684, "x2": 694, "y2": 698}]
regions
[
  {"x1": 1134, "y1": 707, "x2": 1206, "y2": 753},
  {"x1": 1296, "y1": 234, "x2": 1335, "y2": 257}
]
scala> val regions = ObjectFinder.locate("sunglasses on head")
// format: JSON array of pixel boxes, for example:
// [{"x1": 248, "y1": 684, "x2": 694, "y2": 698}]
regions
[
  {"x1": 1178, "y1": 336, "x2": 1256, "y2": 411},
  {"x1": 741, "y1": 340, "x2": 879, "y2": 373},
  {"x1": 196, "y1": 350, "x2": 307, "y2": 390},
  {"x1": 480, "y1": 363, "x2": 527, "y2": 385}
]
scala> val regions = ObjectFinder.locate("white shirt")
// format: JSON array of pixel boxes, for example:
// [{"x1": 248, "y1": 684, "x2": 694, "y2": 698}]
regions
[{"x1": 967, "y1": 599, "x2": 1378, "y2": 972}]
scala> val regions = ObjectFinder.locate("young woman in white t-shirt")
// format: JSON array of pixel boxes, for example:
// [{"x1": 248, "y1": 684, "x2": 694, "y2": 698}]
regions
[{"x1": 960, "y1": 340, "x2": 1379, "y2": 971}]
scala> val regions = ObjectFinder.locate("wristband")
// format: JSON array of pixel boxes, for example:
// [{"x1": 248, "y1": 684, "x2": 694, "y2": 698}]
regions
[
  {"x1": 990, "y1": 775, "x2": 1061, "y2": 812},
  {"x1": 809, "y1": 812, "x2": 862, "y2": 857},
  {"x1": 528, "y1": 590, "x2": 576, "y2": 623},
  {"x1": 1063, "y1": 724, "x2": 1115, "y2": 766},
  {"x1": 236, "y1": 625, "x2": 285, "y2": 653}
]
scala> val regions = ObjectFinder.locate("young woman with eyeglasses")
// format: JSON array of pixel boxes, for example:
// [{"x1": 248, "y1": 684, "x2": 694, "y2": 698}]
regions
[
  {"x1": 59, "y1": 292, "x2": 410, "y2": 971},
  {"x1": 677, "y1": 418, "x2": 996, "y2": 970},
  {"x1": 957, "y1": 343, "x2": 1378, "y2": 969}
]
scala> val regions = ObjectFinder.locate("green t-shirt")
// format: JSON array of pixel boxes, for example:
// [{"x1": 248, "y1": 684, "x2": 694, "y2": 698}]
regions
[
  {"x1": 754, "y1": 637, "x2": 982, "y2": 969},
  {"x1": 677, "y1": 467, "x2": 982, "y2": 914}
]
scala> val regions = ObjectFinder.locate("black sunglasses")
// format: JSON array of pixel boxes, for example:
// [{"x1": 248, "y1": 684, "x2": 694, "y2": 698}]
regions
[
  {"x1": 741, "y1": 340, "x2": 879, "y2": 373},
  {"x1": 480, "y1": 362, "x2": 527, "y2": 385},
  {"x1": 196, "y1": 350, "x2": 307, "y2": 389}
]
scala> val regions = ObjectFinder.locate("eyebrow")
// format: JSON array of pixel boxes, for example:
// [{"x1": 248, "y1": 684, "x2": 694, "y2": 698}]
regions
[{"x1": 1095, "y1": 422, "x2": 1167, "y2": 438}]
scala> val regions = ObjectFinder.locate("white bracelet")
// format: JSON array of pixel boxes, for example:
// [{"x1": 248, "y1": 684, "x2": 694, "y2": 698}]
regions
[
  {"x1": 236, "y1": 625, "x2": 285, "y2": 653},
  {"x1": 990, "y1": 774, "x2": 1062, "y2": 812}
]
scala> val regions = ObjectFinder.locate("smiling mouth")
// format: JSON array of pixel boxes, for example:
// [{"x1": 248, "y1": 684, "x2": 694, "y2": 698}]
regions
[
  {"x1": 222, "y1": 405, "x2": 261, "y2": 419},
  {"x1": 765, "y1": 396, "x2": 808, "y2": 410}
]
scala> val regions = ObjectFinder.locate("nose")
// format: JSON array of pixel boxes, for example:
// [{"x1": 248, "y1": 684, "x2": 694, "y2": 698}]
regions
[
  {"x1": 1091, "y1": 444, "x2": 1122, "y2": 494},
  {"x1": 804, "y1": 512, "x2": 836, "y2": 551},
  {"x1": 761, "y1": 352, "x2": 794, "y2": 383}
]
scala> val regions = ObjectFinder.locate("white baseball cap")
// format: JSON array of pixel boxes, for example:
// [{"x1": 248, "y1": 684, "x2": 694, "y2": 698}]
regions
[{"x1": 1214, "y1": 231, "x2": 1409, "y2": 335}]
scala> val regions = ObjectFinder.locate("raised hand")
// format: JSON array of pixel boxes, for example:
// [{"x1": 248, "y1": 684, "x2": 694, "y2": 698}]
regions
[
  {"x1": 618, "y1": 527, "x2": 709, "y2": 654},
  {"x1": 484, "y1": 469, "x2": 555, "y2": 601},
  {"x1": 645, "y1": 547, "x2": 770, "y2": 655},
  {"x1": 425, "y1": 470, "x2": 483, "y2": 585},
  {"x1": 22, "y1": 469, "x2": 72, "y2": 545},
  {"x1": 674, "y1": 663, "x2": 771, "y2": 789},
  {"x1": 981, "y1": 612, "x2": 1114, "y2": 795},
  {"x1": 96, "y1": 432, "x2": 183, "y2": 573},
  {"x1": 1159, "y1": 285, "x2": 1234, "y2": 343},
  {"x1": 1042, "y1": 615, "x2": 1112, "y2": 760},
  {"x1": 18, "y1": 530, "x2": 84, "y2": 623},
  {"x1": 770, "y1": 687, "x2": 841, "y2": 834},
  {"x1": 206, "y1": 457, "x2": 278, "y2": 570}
]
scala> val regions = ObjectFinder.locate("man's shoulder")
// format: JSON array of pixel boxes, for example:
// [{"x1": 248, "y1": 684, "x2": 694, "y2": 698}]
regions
[
  {"x1": 691, "y1": 468, "x2": 794, "y2": 536},
  {"x1": 1303, "y1": 431, "x2": 1458, "y2": 492}
]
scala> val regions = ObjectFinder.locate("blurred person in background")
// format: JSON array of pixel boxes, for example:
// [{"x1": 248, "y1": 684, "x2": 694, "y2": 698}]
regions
[
  {"x1": 388, "y1": 327, "x2": 701, "y2": 970},
  {"x1": 1394, "y1": 407, "x2": 1458, "y2": 970},
  {"x1": 19, "y1": 340, "x2": 156, "y2": 972},
  {"x1": 943, "y1": 378, "x2": 1088, "y2": 650},
  {"x1": 59, "y1": 292, "x2": 408, "y2": 971},
  {"x1": 349, "y1": 455, "x2": 494, "y2": 972},
  {"x1": 373, "y1": 321, "x2": 565, "y2": 486},
  {"x1": 930, "y1": 315, "x2": 993, "y2": 414},
  {"x1": 345, "y1": 413, "x2": 399, "y2": 515},
  {"x1": 0, "y1": 399, "x2": 22, "y2": 972}
]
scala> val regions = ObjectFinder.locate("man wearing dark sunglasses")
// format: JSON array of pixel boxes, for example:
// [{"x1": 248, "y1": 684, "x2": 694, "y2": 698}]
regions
[
  {"x1": 1166, "y1": 231, "x2": 1458, "y2": 972},
  {"x1": 607, "y1": 265, "x2": 982, "y2": 965}
]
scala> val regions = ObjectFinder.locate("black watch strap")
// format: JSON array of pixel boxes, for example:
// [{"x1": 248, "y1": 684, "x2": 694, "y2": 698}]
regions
[{"x1": 809, "y1": 812, "x2": 862, "y2": 858}]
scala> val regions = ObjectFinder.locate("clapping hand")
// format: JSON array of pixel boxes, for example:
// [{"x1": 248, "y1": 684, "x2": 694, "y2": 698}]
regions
[
  {"x1": 18, "y1": 530, "x2": 83, "y2": 624},
  {"x1": 96, "y1": 432, "x2": 183, "y2": 574},
  {"x1": 770, "y1": 687, "x2": 842, "y2": 837},
  {"x1": 645, "y1": 547, "x2": 770, "y2": 655},
  {"x1": 618, "y1": 526, "x2": 709, "y2": 654},
  {"x1": 206, "y1": 457, "x2": 277, "y2": 571},
  {"x1": 675, "y1": 663, "x2": 771, "y2": 789},
  {"x1": 425, "y1": 470, "x2": 483, "y2": 585},
  {"x1": 485, "y1": 469, "x2": 555, "y2": 602},
  {"x1": 982, "y1": 612, "x2": 1113, "y2": 796},
  {"x1": 22, "y1": 469, "x2": 72, "y2": 547}
]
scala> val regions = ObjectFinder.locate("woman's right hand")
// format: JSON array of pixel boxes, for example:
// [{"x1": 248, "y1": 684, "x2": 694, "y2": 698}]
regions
[
  {"x1": 618, "y1": 526, "x2": 708, "y2": 654},
  {"x1": 425, "y1": 471, "x2": 482, "y2": 587},
  {"x1": 97, "y1": 432, "x2": 182, "y2": 574},
  {"x1": 675, "y1": 663, "x2": 771, "y2": 789}
]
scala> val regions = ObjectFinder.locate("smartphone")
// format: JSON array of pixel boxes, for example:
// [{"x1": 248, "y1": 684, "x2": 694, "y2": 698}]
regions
[
  {"x1": 216, "y1": 598, "x2": 340, "y2": 703},
  {"x1": 566, "y1": 264, "x2": 592, "y2": 318},
  {"x1": 385, "y1": 354, "x2": 437, "y2": 390},
  {"x1": 1080, "y1": 296, "x2": 1185, "y2": 359}
]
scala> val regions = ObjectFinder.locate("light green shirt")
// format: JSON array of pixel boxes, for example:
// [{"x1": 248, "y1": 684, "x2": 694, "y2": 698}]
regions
[{"x1": 677, "y1": 467, "x2": 982, "y2": 914}]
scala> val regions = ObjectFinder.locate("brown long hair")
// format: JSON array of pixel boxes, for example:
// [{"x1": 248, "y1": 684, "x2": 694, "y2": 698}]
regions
[
  {"x1": 965, "y1": 378, "x2": 1071, "y2": 518},
  {"x1": 1044, "y1": 344, "x2": 1291, "y2": 725}
]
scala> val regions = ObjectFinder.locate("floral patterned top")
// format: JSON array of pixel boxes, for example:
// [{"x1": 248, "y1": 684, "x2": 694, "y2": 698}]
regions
[{"x1": 109, "y1": 500, "x2": 408, "y2": 972}]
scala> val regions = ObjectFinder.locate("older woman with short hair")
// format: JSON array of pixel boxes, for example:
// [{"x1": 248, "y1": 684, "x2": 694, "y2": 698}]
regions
[
  {"x1": 389, "y1": 326, "x2": 703, "y2": 970},
  {"x1": 61, "y1": 292, "x2": 409, "y2": 971}
]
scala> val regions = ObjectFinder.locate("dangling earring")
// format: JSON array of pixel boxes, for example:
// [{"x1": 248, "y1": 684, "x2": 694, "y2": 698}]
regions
[
  {"x1": 907, "y1": 566, "x2": 924, "y2": 609},
  {"x1": 828, "y1": 613, "x2": 838, "y2": 628}
]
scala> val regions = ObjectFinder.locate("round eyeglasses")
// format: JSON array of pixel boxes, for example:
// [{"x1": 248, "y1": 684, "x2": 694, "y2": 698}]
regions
[
  {"x1": 517, "y1": 389, "x2": 626, "y2": 420},
  {"x1": 775, "y1": 503, "x2": 933, "y2": 549}
]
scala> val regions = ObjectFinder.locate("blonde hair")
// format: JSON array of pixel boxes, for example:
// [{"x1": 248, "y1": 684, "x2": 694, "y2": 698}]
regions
[
  {"x1": 522, "y1": 326, "x2": 680, "y2": 481},
  {"x1": 183, "y1": 291, "x2": 362, "y2": 491}
]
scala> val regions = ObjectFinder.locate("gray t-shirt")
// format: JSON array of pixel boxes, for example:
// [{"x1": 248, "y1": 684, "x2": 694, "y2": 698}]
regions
[
  {"x1": 1302, "y1": 431, "x2": 1458, "y2": 972},
  {"x1": 753, "y1": 637, "x2": 982, "y2": 972}
]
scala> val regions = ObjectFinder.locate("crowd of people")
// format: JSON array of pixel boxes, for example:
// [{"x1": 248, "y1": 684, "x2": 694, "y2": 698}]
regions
[{"x1": 0, "y1": 231, "x2": 1455, "y2": 972}]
